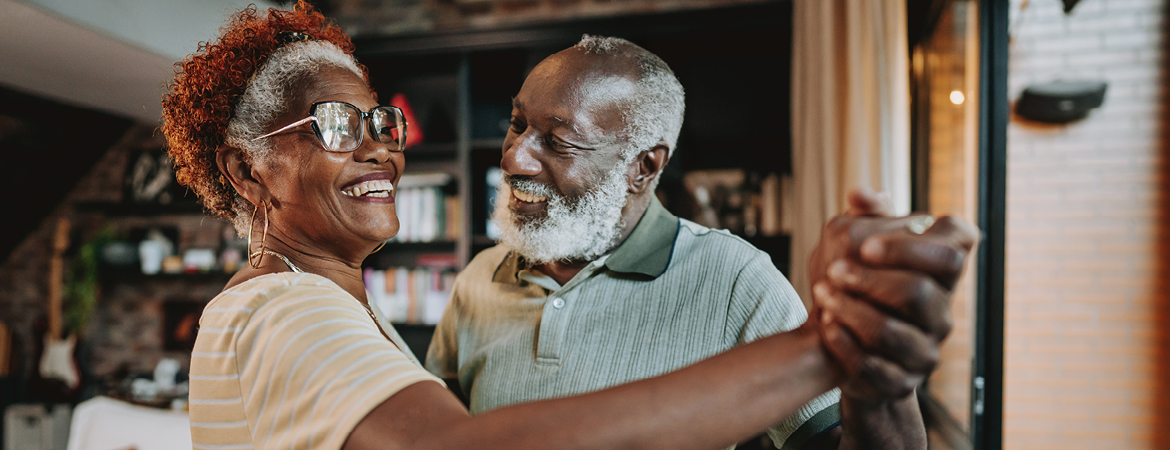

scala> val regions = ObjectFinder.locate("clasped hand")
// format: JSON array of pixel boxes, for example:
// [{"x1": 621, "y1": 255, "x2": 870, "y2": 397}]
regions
[{"x1": 810, "y1": 189, "x2": 980, "y2": 400}]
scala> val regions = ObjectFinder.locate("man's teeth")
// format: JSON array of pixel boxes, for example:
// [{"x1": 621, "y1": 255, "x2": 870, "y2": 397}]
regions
[
  {"x1": 512, "y1": 188, "x2": 547, "y2": 203},
  {"x1": 342, "y1": 179, "x2": 395, "y2": 197}
]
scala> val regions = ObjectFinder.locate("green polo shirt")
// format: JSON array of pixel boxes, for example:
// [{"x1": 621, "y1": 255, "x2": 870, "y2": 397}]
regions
[{"x1": 426, "y1": 198, "x2": 840, "y2": 449}]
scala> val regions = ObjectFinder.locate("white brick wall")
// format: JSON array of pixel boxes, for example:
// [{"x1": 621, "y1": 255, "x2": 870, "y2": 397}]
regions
[{"x1": 1004, "y1": 0, "x2": 1169, "y2": 448}]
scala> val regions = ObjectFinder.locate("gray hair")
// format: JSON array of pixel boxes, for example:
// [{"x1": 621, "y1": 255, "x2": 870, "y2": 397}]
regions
[
  {"x1": 574, "y1": 35, "x2": 686, "y2": 161},
  {"x1": 223, "y1": 40, "x2": 364, "y2": 234}
]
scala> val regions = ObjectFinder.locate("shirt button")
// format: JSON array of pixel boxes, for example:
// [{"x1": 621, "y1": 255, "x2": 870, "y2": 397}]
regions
[{"x1": 551, "y1": 298, "x2": 565, "y2": 309}]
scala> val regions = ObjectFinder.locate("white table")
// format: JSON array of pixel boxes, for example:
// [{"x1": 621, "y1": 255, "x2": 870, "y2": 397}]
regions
[{"x1": 66, "y1": 397, "x2": 190, "y2": 450}]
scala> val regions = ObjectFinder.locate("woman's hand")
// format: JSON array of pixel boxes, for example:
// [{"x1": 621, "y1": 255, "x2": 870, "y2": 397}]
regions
[
  {"x1": 807, "y1": 188, "x2": 921, "y2": 298},
  {"x1": 814, "y1": 215, "x2": 979, "y2": 400},
  {"x1": 803, "y1": 198, "x2": 978, "y2": 450}
]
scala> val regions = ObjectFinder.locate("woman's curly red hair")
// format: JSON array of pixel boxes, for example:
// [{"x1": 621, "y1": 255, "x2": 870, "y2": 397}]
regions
[{"x1": 161, "y1": 1, "x2": 359, "y2": 221}]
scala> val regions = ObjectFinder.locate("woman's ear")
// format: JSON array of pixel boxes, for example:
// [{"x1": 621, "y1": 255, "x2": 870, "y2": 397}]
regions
[
  {"x1": 628, "y1": 143, "x2": 671, "y2": 194},
  {"x1": 216, "y1": 145, "x2": 268, "y2": 206}
]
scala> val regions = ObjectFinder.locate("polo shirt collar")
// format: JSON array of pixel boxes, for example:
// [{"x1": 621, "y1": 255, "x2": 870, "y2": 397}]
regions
[
  {"x1": 603, "y1": 196, "x2": 680, "y2": 278},
  {"x1": 491, "y1": 196, "x2": 681, "y2": 283},
  {"x1": 492, "y1": 249, "x2": 523, "y2": 284}
]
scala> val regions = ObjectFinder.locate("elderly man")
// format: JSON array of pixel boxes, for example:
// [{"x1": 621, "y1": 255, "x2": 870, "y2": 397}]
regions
[{"x1": 427, "y1": 35, "x2": 974, "y2": 449}]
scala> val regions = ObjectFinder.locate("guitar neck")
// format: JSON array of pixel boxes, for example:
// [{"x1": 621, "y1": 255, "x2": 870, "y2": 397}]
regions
[{"x1": 47, "y1": 217, "x2": 69, "y2": 340}]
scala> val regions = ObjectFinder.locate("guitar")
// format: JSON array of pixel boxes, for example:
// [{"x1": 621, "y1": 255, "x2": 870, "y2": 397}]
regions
[{"x1": 37, "y1": 217, "x2": 80, "y2": 392}]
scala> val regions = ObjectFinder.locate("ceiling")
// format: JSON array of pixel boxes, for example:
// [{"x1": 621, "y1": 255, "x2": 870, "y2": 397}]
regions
[{"x1": 0, "y1": 0, "x2": 277, "y2": 123}]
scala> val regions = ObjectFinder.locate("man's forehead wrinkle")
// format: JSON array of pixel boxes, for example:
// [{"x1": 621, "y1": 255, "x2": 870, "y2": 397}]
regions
[{"x1": 545, "y1": 115, "x2": 585, "y2": 137}]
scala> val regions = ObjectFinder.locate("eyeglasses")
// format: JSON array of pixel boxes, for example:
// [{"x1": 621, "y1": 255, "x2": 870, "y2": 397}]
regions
[{"x1": 252, "y1": 101, "x2": 407, "y2": 153}]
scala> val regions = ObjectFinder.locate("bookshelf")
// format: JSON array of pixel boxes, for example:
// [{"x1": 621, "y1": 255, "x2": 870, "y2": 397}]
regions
[
  {"x1": 357, "y1": 0, "x2": 793, "y2": 265},
  {"x1": 354, "y1": 2, "x2": 795, "y2": 363}
]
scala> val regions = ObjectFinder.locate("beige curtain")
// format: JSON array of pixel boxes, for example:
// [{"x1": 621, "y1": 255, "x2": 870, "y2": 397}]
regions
[{"x1": 790, "y1": 0, "x2": 912, "y2": 306}]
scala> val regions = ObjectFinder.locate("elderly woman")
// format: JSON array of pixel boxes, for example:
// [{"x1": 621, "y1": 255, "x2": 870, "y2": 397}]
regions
[{"x1": 164, "y1": 3, "x2": 974, "y2": 450}]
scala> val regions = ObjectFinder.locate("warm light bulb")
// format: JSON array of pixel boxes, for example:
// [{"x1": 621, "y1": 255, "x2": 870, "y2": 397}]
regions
[{"x1": 950, "y1": 90, "x2": 966, "y2": 105}]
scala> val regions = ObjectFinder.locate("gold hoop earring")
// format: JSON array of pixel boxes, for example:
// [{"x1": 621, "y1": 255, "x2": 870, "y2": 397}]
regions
[
  {"x1": 248, "y1": 201, "x2": 270, "y2": 269},
  {"x1": 370, "y1": 240, "x2": 387, "y2": 255}
]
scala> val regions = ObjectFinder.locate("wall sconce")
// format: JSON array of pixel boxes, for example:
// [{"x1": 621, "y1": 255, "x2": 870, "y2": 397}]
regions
[{"x1": 1015, "y1": 81, "x2": 1107, "y2": 123}]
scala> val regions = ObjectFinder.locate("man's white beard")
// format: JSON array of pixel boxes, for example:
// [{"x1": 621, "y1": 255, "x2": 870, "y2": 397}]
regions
[{"x1": 492, "y1": 165, "x2": 630, "y2": 264}]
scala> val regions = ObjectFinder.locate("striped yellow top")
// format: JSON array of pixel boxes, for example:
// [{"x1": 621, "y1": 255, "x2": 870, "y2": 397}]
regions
[{"x1": 189, "y1": 272, "x2": 441, "y2": 450}]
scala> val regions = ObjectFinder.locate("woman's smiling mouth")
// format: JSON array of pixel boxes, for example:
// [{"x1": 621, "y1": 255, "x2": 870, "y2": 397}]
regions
[
  {"x1": 342, "y1": 179, "x2": 395, "y2": 198},
  {"x1": 341, "y1": 173, "x2": 397, "y2": 204}
]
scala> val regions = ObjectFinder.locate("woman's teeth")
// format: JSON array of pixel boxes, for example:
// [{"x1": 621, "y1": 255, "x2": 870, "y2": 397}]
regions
[
  {"x1": 512, "y1": 188, "x2": 547, "y2": 203},
  {"x1": 342, "y1": 179, "x2": 395, "y2": 198}
]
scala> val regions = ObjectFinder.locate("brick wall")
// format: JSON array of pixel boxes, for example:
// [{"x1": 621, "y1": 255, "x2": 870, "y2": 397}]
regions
[
  {"x1": 1004, "y1": 0, "x2": 1169, "y2": 448},
  {"x1": 0, "y1": 125, "x2": 234, "y2": 384},
  {"x1": 921, "y1": 2, "x2": 980, "y2": 441},
  {"x1": 0, "y1": 126, "x2": 142, "y2": 381}
]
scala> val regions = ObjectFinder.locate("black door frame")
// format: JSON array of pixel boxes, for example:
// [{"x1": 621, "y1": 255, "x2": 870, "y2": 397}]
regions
[{"x1": 972, "y1": 0, "x2": 1009, "y2": 449}]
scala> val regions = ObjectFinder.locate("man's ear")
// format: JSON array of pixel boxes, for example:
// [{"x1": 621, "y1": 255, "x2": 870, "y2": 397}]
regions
[
  {"x1": 216, "y1": 144, "x2": 268, "y2": 206},
  {"x1": 628, "y1": 143, "x2": 670, "y2": 195}
]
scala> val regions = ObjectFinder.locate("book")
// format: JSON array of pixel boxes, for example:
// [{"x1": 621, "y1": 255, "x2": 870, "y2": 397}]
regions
[
  {"x1": 364, "y1": 266, "x2": 456, "y2": 325},
  {"x1": 485, "y1": 167, "x2": 503, "y2": 239},
  {"x1": 390, "y1": 172, "x2": 458, "y2": 243}
]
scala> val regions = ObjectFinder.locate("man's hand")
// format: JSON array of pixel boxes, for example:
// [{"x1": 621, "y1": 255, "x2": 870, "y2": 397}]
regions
[{"x1": 814, "y1": 214, "x2": 979, "y2": 400}]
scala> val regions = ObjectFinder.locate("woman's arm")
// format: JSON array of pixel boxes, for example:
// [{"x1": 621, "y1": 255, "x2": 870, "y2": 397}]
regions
[
  {"x1": 345, "y1": 325, "x2": 839, "y2": 450},
  {"x1": 345, "y1": 198, "x2": 975, "y2": 450}
]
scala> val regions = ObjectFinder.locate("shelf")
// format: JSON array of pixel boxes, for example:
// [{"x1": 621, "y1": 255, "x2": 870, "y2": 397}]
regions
[
  {"x1": 75, "y1": 201, "x2": 205, "y2": 217},
  {"x1": 388, "y1": 323, "x2": 437, "y2": 360},
  {"x1": 383, "y1": 240, "x2": 458, "y2": 250},
  {"x1": 471, "y1": 138, "x2": 505, "y2": 150},
  {"x1": 743, "y1": 234, "x2": 791, "y2": 276},
  {"x1": 406, "y1": 142, "x2": 458, "y2": 158},
  {"x1": 365, "y1": 241, "x2": 459, "y2": 269},
  {"x1": 470, "y1": 235, "x2": 498, "y2": 260},
  {"x1": 99, "y1": 268, "x2": 236, "y2": 284},
  {"x1": 390, "y1": 322, "x2": 439, "y2": 329}
]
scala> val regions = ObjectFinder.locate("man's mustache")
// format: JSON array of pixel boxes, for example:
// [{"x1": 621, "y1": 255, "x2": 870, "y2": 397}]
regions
[{"x1": 503, "y1": 175, "x2": 560, "y2": 199}]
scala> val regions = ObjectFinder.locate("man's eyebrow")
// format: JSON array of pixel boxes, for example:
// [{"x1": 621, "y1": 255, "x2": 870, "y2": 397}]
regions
[{"x1": 512, "y1": 97, "x2": 523, "y2": 111}]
